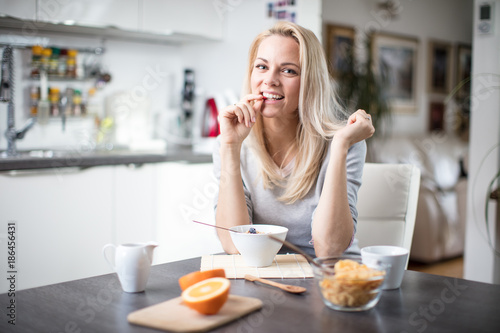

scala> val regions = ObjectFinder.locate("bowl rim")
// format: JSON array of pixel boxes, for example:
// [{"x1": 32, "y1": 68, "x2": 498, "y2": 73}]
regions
[
  {"x1": 360, "y1": 245, "x2": 409, "y2": 256},
  {"x1": 313, "y1": 255, "x2": 387, "y2": 281},
  {"x1": 229, "y1": 224, "x2": 289, "y2": 234}
]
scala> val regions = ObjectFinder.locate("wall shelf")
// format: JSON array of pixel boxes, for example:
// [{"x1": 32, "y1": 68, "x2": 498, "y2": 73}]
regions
[
  {"x1": 28, "y1": 75, "x2": 97, "y2": 82},
  {"x1": 0, "y1": 15, "x2": 221, "y2": 47}
]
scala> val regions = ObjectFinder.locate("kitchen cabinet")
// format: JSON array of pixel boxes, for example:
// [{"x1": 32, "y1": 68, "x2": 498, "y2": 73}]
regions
[
  {"x1": 36, "y1": 0, "x2": 140, "y2": 31},
  {"x1": 1, "y1": 0, "x2": 224, "y2": 44},
  {"x1": 154, "y1": 162, "x2": 223, "y2": 263},
  {"x1": 114, "y1": 164, "x2": 157, "y2": 245},
  {"x1": 0, "y1": 0, "x2": 36, "y2": 20},
  {"x1": 141, "y1": 0, "x2": 224, "y2": 40},
  {"x1": 112, "y1": 161, "x2": 223, "y2": 267},
  {"x1": 0, "y1": 164, "x2": 158, "y2": 293},
  {"x1": 0, "y1": 160, "x2": 222, "y2": 293},
  {"x1": 0, "y1": 166, "x2": 115, "y2": 292}
]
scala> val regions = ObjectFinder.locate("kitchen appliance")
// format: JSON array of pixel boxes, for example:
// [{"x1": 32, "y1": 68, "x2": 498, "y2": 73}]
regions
[
  {"x1": 181, "y1": 69, "x2": 195, "y2": 139},
  {"x1": 201, "y1": 98, "x2": 220, "y2": 137}
]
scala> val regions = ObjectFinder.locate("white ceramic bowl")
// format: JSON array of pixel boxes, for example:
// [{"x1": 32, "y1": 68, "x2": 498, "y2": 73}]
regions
[{"x1": 229, "y1": 224, "x2": 288, "y2": 267}]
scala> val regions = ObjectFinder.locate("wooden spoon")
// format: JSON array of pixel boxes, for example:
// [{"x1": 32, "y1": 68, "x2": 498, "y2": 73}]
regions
[{"x1": 244, "y1": 274, "x2": 306, "y2": 294}]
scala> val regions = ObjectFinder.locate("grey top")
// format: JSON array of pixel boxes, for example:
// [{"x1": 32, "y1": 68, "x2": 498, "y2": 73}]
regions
[{"x1": 212, "y1": 137, "x2": 366, "y2": 257}]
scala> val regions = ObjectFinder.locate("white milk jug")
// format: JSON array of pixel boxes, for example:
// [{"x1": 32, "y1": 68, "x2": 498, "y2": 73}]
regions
[{"x1": 103, "y1": 242, "x2": 158, "y2": 293}]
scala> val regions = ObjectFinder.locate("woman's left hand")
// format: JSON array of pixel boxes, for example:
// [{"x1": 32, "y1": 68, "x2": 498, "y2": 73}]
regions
[{"x1": 333, "y1": 109, "x2": 375, "y2": 149}]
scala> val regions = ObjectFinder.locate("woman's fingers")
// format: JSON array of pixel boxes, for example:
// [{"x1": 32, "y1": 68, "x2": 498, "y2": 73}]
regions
[
  {"x1": 220, "y1": 94, "x2": 263, "y2": 131},
  {"x1": 244, "y1": 94, "x2": 265, "y2": 102},
  {"x1": 234, "y1": 94, "x2": 264, "y2": 127},
  {"x1": 233, "y1": 106, "x2": 244, "y2": 124},
  {"x1": 243, "y1": 94, "x2": 264, "y2": 119},
  {"x1": 337, "y1": 109, "x2": 375, "y2": 146},
  {"x1": 234, "y1": 102, "x2": 253, "y2": 128},
  {"x1": 348, "y1": 109, "x2": 372, "y2": 124},
  {"x1": 252, "y1": 99, "x2": 263, "y2": 117}
]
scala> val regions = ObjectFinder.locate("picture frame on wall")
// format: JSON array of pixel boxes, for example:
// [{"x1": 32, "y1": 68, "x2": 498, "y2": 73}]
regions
[
  {"x1": 428, "y1": 41, "x2": 453, "y2": 94},
  {"x1": 325, "y1": 24, "x2": 355, "y2": 79},
  {"x1": 372, "y1": 32, "x2": 419, "y2": 114},
  {"x1": 456, "y1": 44, "x2": 472, "y2": 100}
]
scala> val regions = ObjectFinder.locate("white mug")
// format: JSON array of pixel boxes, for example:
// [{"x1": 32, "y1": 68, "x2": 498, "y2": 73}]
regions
[
  {"x1": 103, "y1": 242, "x2": 158, "y2": 293},
  {"x1": 361, "y1": 245, "x2": 409, "y2": 290}
]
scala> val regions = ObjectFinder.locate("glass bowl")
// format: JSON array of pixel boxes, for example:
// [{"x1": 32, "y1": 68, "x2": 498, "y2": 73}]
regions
[{"x1": 313, "y1": 255, "x2": 387, "y2": 312}]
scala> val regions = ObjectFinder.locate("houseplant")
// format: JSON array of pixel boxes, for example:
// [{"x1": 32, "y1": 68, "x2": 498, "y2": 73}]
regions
[{"x1": 334, "y1": 35, "x2": 392, "y2": 140}]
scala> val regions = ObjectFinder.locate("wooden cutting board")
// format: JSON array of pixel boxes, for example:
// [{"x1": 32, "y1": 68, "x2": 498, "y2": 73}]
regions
[{"x1": 128, "y1": 295, "x2": 263, "y2": 332}]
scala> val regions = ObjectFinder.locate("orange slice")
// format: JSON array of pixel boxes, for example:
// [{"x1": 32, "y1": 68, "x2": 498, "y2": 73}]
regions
[
  {"x1": 181, "y1": 277, "x2": 230, "y2": 315},
  {"x1": 178, "y1": 268, "x2": 226, "y2": 291}
]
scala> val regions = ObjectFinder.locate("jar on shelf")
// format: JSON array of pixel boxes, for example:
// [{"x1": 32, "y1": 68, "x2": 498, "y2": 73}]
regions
[
  {"x1": 30, "y1": 45, "x2": 43, "y2": 77},
  {"x1": 72, "y1": 89, "x2": 83, "y2": 116},
  {"x1": 49, "y1": 47, "x2": 60, "y2": 76},
  {"x1": 49, "y1": 87, "x2": 61, "y2": 116},
  {"x1": 85, "y1": 87, "x2": 103, "y2": 116},
  {"x1": 58, "y1": 49, "x2": 68, "y2": 77},
  {"x1": 66, "y1": 49, "x2": 78, "y2": 78},
  {"x1": 29, "y1": 85, "x2": 39, "y2": 117},
  {"x1": 41, "y1": 48, "x2": 52, "y2": 73}
]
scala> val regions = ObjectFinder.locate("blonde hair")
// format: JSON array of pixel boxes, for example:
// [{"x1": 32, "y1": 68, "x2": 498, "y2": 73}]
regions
[{"x1": 243, "y1": 21, "x2": 348, "y2": 203}]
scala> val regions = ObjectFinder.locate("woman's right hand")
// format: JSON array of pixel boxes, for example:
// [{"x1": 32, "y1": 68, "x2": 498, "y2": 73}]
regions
[{"x1": 218, "y1": 94, "x2": 264, "y2": 145}]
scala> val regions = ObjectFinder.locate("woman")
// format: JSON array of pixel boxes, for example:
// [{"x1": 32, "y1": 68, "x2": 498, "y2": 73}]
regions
[{"x1": 213, "y1": 21, "x2": 374, "y2": 258}]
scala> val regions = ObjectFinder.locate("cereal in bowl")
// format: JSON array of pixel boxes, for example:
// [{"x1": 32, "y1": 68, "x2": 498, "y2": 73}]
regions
[{"x1": 319, "y1": 259, "x2": 385, "y2": 308}]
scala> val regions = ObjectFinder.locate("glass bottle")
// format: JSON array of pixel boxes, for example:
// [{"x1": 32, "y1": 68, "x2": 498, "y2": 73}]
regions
[
  {"x1": 58, "y1": 49, "x2": 68, "y2": 77},
  {"x1": 37, "y1": 71, "x2": 50, "y2": 125},
  {"x1": 29, "y1": 86, "x2": 39, "y2": 117},
  {"x1": 66, "y1": 49, "x2": 78, "y2": 78},
  {"x1": 30, "y1": 45, "x2": 43, "y2": 77},
  {"x1": 41, "y1": 48, "x2": 52, "y2": 73},
  {"x1": 49, "y1": 87, "x2": 60, "y2": 116},
  {"x1": 49, "y1": 47, "x2": 60, "y2": 76},
  {"x1": 85, "y1": 87, "x2": 102, "y2": 116},
  {"x1": 72, "y1": 89, "x2": 83, "y2": 116}
]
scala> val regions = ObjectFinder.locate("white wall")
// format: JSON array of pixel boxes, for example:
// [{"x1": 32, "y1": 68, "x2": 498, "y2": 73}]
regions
[
  {"x1": 464, "y1": 0, "x2": 500, "y2": 283},
  {"x1": 180, "y1": 0, "x2": 322, "y2": 102},
  {"x1": 322, "y1": 0, "x2": 473, "y2": 136}
]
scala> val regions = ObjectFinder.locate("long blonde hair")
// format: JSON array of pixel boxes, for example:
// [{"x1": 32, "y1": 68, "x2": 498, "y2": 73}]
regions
[{"x1": 243, "y1": 21, "x2": 348, "y2": 203}]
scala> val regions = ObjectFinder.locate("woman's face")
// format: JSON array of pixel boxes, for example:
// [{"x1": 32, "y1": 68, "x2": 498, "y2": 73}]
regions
[{"x1": 251, "y1": 35, "x2": 301, "y2": 119}]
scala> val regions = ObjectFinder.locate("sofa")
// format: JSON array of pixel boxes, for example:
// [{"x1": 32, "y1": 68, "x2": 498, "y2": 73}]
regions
[{"x1": 368, "y1": 133, "x2": 468, "y2": 263}]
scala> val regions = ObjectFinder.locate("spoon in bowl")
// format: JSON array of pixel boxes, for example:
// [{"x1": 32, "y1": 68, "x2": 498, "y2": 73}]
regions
[
  {"x1": 267, "y1": 235, "x2": 323, "y2": 270},
  {"x1": 193, "y1": 220, "x2": 324, "y2": 271},
  {"x1": 192, "y1": 220, "x2": 244, "y2": 233}
]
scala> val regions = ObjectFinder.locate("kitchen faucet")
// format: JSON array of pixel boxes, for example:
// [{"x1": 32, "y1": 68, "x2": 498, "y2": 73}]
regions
[{"x1": 0, "y1": 46, "x2": 36, "y2": 157}]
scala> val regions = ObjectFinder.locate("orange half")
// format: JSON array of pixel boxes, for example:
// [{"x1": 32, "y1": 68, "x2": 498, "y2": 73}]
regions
[
  {"x1": 181, "y1": 277, "x2": 230, "y2": 315},
  {"x1": 178, "y1": 268, "x2": 226, "y2": 291}
]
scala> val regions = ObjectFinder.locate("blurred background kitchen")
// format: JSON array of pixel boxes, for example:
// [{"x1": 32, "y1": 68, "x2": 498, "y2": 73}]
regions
[{"x1": 1, "y1": 0, "x2": 499, "y2": 291}]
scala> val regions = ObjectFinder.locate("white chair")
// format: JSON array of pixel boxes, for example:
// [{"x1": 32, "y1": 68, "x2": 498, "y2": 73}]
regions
[{"x1": 356, "y1": 163, "x2": 421, "y2": 264}]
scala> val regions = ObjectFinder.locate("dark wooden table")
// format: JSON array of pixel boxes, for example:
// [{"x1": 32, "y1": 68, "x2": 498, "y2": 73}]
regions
[{"x1": 1, "y1": 257, "x2": 500, "y2": 332}]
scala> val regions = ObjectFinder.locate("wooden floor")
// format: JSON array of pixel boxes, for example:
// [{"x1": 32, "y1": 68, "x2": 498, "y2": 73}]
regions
[{"x1": 408, "y1": 256, "x2": 464, "y2": 279}]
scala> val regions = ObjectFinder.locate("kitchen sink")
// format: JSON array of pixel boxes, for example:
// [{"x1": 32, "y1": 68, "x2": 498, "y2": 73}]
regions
[
  {"x1": 0, "y1": 149, "x2": 72, "y2": 159},
  {"x1": 0, "y1": 148, "x2": 165, "y2": 159}
]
